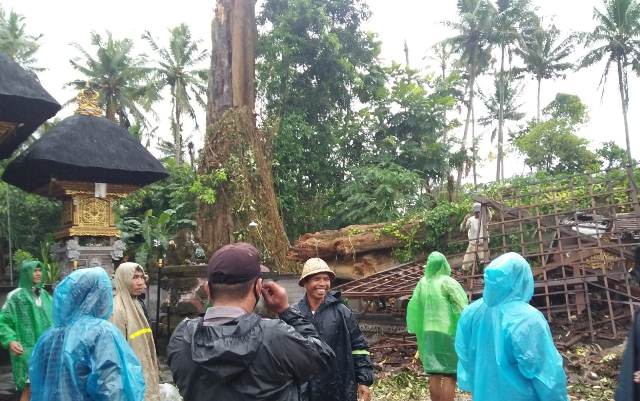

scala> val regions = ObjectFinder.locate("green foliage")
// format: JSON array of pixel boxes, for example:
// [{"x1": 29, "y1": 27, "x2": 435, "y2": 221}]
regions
[
  {"x1": 189, "y1": 169, "x2": 228, "y2": 205},
  {"x1": 543, "y1": 93, "x2": 588, "y2": 124},
  {"x1": 381, "y1": 200, "x2": 471, "y2": 262},
  {"x1": 513, "y1": 95, "x2": 600, "y2": 173},
  {"x1": 68, "y1": 31, "x2": 159, "y2": 128},
  {"x1": 39, "y1": 235, "x2": 60, "y2": 284},
  {"x1": 369, "y1": 65, "x2": 459, "y2": 185},
  {"x1": 116, "y1": 160, "x2": 197, "y2": 263},
  {"x1": 119, "y1": 208, "x2": 174, "y2": 266},
  {"x1": 0, "y1": 6, "x2": 41, "y2": 71},
  {"x1": 144, "y1": 24, "x2": 208, "y2": 165},
  {"x1": 514, "y1": 119, "x2": 599, "y2": 173},
  {"x1": 257, "y1": 0, "x2": 386, "y2": 238},
  {"x1": 597, "y1": 141, "x2": 631, "y2": 169},
  {"x1": 338, "y1": 163, "x2": 424, "y2": 225},
  {"x1": 0, "y1": 176, "x2": 62, "y2": 259},
  {"x1": 12, "y1": 249, "x2": 33, "y2": 270}
]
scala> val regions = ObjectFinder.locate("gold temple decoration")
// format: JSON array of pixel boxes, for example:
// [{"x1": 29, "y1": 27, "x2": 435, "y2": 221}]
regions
[
  {"x1": 40, "y1": 180, "x2": 138, "y2": 239},
  {"x1": 75, "y1": 88, "x2": 102, "y2": 117}
]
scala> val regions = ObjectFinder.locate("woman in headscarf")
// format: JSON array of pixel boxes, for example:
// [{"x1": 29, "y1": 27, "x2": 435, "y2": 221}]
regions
[{"x1": 111, "y1": 262, "x2": 160, "y2": 401}]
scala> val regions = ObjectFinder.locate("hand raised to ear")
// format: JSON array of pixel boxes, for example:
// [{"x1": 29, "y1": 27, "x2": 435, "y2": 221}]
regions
[{"x1": 261, "y1": 281, "x2": 289, "y2": 314}]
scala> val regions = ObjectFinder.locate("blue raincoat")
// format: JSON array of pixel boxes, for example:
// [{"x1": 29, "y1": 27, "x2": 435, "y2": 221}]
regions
[
  {"x1": 455, "y1": 253, "x2": 568, "y2": 401},
  {"x1": 29, "y1": 267, "x2": 145, "y2": 401}
]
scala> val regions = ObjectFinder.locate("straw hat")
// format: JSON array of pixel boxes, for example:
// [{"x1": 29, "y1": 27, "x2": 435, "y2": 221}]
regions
[{"x1": 298, "y1": 258, "x2": 335, "y2": 286}]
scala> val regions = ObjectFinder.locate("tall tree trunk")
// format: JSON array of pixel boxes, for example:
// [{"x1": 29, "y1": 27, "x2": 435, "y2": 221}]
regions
[
  {"x1": 536, "y1": 77, "x2": 542, "y2": 121},
  {"x1": 496, "y1": 45, "x2": 506, "y2": 181},
  {"x1": 617, "y1": 58, "x2": 633, "y2": 166},
  {"x1": 472, "y1": 103, "x2": 477, "y2": 189},
  {"x1": 174, "y1": 87, "x2": 183, "y2": 165},
  {"x1": 456, "y1": 67, "x2": 475, "y2": 187},
  {"x1": 197, "y1": 0, "x2": 291, "y2": 271}
]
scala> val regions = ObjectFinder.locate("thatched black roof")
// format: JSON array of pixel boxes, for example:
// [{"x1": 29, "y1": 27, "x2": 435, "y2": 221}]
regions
[
  {"x1": 2, "y1": 114, "x2": 169, "y2": 192},
  {"x1": 0, "y1": 53, "x2": 61, "y2": 159}
]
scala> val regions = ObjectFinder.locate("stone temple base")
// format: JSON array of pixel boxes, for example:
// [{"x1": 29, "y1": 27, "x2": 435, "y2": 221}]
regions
[{"x1": 52, "y1": 236, "x2": 123, "y2": 277}]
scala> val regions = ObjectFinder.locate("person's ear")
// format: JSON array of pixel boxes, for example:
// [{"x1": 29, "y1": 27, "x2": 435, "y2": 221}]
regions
[
  {"x1": 204, "y1": 282, "x2": 212, "y2": 300},
  {"x1": 255, "y1": 277, "x2": 263, "y2": 294}
]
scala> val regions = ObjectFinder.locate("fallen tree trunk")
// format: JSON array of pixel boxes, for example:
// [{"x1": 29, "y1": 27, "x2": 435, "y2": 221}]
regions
[{"x1": 287, "y1": 223, "x2": 401, "y2": 262}]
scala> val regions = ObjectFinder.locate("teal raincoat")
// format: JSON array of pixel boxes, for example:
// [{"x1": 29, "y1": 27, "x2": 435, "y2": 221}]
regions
[
  {"x1": 455, "y1": 252, "x2": 568, "y2": 401},
  {"x1": 406, "y1": 252, "x2": 468, "y2": 374},
  {"x1": 0, "y1": 260, "x2": 53, "y2": 390},
  {"x1": 29, "y1": 267, "x2": 145, "y2": 401}
]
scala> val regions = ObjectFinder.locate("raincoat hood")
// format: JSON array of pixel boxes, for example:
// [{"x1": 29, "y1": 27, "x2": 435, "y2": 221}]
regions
[
  {"x1": 482, "y1": 252, "x2": 534, "y2": 307},
  {"x1": 189, "y1": 314, "x2": 262, "y2": 382},
  {"x1": 18, "y1": 260, "x2": 46, "y2": 289},
  {"x1": 53, "y1": 267, "x2": 112, "y2": 326},
  {"x1": 424, "y1": 252, "x2": 451, "y2": 278}
]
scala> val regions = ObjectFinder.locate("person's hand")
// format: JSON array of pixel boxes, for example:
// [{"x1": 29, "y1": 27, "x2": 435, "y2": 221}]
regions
[
  {"x1": 634, "y1": 371, "x2": 640, "y2": 383},
  {"x1": 357, "y1": 384, "x2": 371, "y2": 401},
  {"x1": 9, "y1": 341, "x2": 23, "y2": 356},
  {"x1": 261, "y1": 281, "x2": 289, "y2": 314}
]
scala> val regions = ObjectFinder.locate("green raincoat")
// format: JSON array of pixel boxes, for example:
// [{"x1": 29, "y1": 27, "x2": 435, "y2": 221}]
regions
[
  {"x1": 406, "y1": 252, "x2": 468, "y2": 374},
  {"x1": 0, "y1": 261, "x2": 53, "y2": 390}
]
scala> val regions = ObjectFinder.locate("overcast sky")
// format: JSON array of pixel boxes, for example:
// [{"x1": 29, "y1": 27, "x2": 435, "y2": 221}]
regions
[{"x1": 1, "y1": 0, "x2": 635, "y2": 183}]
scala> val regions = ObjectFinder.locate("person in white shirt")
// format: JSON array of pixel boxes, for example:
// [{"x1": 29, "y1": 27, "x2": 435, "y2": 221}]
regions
[{"x1": 460, "y1": 203, "x2": 491, "y2": 272}]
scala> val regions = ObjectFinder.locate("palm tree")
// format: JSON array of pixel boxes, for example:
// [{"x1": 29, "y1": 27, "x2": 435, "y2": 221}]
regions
[
  {"x1": 514, "y1": 24, "x2": 575, "y2": 121},
  {"x1": 68, "y1": 31, "x2": 158, "y2": 128},
  {"x1": 444, "y1": 0, "x2": 495, "y2": 187},
  {"x1": 479, "y1": 75, "x2": 526, "y2": 159},
  {"x1": 580, "y1": 0, "x2": 640, "y2": 166},
  {"x1": 143, "y1": 24, "x2": 208, "y2": 165},
  {"x1": 0, "y1": 7, "x2": 42, "y2": 71},
  {"x1": 490, "y1": 0, "x2": 535, "y2": 180}
]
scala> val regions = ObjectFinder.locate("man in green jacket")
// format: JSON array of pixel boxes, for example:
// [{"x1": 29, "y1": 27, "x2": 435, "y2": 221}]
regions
[{"x1": 0, "y1": 260, "x2": 53, "y2": 401}]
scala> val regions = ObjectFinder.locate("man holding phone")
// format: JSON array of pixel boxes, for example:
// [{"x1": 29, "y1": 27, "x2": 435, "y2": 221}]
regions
[{"x1": 168, "y1": 242, "x2": 335, "y2": 401}]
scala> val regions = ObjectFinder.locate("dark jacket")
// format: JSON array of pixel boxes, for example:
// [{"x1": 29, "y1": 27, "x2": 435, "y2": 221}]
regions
[
  {"x1": 295, "y1": 291, "x2": 374, "y2": 401},
  {"x1": 616, "y1": 311, "x2": 640, "y2": 401},
  {"x1": 167, "y1": 307, "x2": 335, "y2": 401}
]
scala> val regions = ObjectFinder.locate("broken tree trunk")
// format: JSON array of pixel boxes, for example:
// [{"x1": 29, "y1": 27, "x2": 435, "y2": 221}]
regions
[
  {"x1": 287, "y1": 223, "x2": 403, "y2": 261},
  {"x1": 197, "y1": 0, "x2": 291, "y2": 271}
]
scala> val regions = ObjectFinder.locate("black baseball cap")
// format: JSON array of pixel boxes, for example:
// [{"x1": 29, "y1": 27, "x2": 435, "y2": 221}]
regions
[{"x1": 207, "y1": 243, "x2": 267, "y2": 284}]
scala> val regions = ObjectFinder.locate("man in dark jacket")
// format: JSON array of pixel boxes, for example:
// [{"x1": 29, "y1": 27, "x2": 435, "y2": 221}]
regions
[
  {"x1": 616, "y1": 310, "x2": 640, "y2": 401},
  {"x1": 168, "y1": 243, "x2": 335, "y2": 401},
  {"x1": 295, "y1": 258, "x2": 374, "y2": 401}
]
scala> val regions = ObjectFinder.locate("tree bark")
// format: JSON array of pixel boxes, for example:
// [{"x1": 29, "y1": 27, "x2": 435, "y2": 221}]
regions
[
  {"x1": 197, "y1": 0, "x2": 291, "y2": 271},
  {"x1": 173, "y1": 86, "x2": 183, "y2": 165},
  {"x1": 496, "y1": 45, "x2": 506, "y2": 181},
  {"x1": 536, "y1": 77, "x2": 541, "y2": 122},
  {"x1": 456, "y1": 67, "x2": 475, "y2": 187},
  {"x1": 617, "y1": 58, "x2": 633, "y2": 166},
  {"x1": 472, "y1": 103, "x2": 477, "y2": 189}
]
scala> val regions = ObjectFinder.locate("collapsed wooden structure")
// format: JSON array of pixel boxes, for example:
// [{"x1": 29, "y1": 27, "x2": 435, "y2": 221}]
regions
[{"x1": 339, "y1": 167, "x2": 640, "y2": 350}]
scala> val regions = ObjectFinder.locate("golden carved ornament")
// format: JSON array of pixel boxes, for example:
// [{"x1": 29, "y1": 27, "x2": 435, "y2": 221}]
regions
[{"x1": 75, "y1": 88, "x2": 102, "y2": 117}]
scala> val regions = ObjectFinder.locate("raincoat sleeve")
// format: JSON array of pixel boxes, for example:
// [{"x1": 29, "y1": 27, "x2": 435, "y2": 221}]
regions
[
  {"x1": 405, "y1": 280, "x2": 424, "y2": 335},
  {"x1": 342, "y1": 305, "x2": 374, "y2": 386},
  {"x1": 508, "y1": 314, "x2": 568, "y2": 401},
  {"x1": 276, "y1": 307, "x2": 336, "y2": 381},
  {"x1": 455, "y1": 303, "x2": 478, "y2": 392},
  {"x1": 86, "y1": 325, "x2": 145, "y2": 401},
  {"x1": 443, "y1": 279, "x2": 468, "y2": 315},
  {"x1": 0, "y1": 303, "x2": 18, "y2": 348}
]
